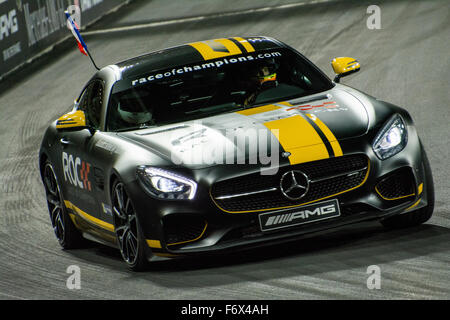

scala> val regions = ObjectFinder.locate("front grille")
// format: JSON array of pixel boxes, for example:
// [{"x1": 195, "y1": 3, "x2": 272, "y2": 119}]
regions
[
  {"x1": 375, "y1": 168, "x2": 415, "y2": 200},
  {"x1": 211, "y1": 154, "x2": 369, "y2": 213},
  {"x1": 162, "y1": 214, "x2": 207, "y2": 246}
]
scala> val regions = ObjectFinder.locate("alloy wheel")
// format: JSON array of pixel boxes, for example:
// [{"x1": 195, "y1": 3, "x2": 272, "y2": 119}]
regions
[
  {"x1": 112, "y1": 182, "x2": 139, "y2": 265},
  {"x1": 43, "y1": 163, "x2": 65, "y2": 242}
]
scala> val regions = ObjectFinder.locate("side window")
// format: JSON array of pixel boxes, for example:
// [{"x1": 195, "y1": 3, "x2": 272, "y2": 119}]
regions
[
  {"x1": 77, "y1": 80, "x2": 104, "y2": 130},
  {"x1": 77, "y1": 85, "x2": 91, "y2": 112}
]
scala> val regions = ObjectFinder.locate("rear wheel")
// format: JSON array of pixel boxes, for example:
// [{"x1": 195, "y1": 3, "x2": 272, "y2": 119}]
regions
[
  {"x1": 381, "y1": 151, "x2": 434, "y2": 229},
  {"x1": 112, "y1": 180, "x2": 150, "y2": 271},
  {"x1": 43, "y1": 160, "x2": 85, "y2": 249}
]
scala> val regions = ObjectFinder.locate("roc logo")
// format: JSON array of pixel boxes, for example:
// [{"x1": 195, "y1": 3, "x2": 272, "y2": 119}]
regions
[{"x1": 62, "y1": 152, "x2": 92, "y2": 191}]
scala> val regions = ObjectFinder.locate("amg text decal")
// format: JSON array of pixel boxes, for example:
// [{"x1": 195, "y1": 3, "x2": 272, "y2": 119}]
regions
[{"x1": 258, "y1": 199, "x2": 340, "y2": 231}]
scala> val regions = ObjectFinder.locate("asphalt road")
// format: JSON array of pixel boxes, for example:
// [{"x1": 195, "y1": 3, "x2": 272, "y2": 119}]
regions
[{"x1": 0, "y1": 0, "x2": 449, "y2": 300}]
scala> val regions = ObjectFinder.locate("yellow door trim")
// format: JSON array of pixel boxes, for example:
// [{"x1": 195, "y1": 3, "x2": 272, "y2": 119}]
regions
[{"x1": 64, "y1": 200, "x2": 115, "y2": 232}]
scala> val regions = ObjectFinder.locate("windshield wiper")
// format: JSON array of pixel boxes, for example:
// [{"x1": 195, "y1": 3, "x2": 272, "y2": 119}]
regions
[
  {"x1": 243, "y1": 91, "x2": 313, "y2": 109},
  {"x1": 114, "y1": 124, "x2": 156, "y2": 132},
  {"x1": 185, "y1": 102, "x2": 244, "y2": 115}
]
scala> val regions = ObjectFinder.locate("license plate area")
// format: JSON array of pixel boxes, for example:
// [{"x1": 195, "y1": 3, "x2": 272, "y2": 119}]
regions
[{"x1": 258, "y1": 199, "x2": 341, "y2": 232}]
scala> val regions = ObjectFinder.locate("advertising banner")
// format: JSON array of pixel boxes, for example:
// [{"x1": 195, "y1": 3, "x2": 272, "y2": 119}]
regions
[{"x1": 0, "y1": 0, "x2": 126, "y2": 79}]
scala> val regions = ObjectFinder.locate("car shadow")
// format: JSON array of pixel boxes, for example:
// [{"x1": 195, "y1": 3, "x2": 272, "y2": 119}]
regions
[
  {"x1": 146, "y1": 221, "x2": 449, "y2": 270},
  {"x1": 66, "y1": 219, "x2": 450, "y2": 288}
]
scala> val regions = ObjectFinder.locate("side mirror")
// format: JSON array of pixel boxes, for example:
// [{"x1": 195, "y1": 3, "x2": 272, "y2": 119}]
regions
[
  {"x1": 56, "y1": 110, "x2": 87, "y2": 131},
  {"x1": 331, "y1": 57, "x2": 360, "y2": 83}
]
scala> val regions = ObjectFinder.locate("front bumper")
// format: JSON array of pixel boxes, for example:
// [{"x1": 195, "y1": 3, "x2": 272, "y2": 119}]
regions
[{"x1": 128, "y1": 122, "x2": 432, "y2": 260}]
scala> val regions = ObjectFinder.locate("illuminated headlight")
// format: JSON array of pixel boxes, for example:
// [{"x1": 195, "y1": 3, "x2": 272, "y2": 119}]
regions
[
  {"x1": 136, "y1": 166, "x2": 197, "y2": 200},
  {"x1": 372, "y1": 114, "x2": 408, "y2": 160}
]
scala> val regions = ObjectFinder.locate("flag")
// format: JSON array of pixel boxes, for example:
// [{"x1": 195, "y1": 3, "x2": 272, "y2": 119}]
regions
[{"x1": 65, "y1": 10, "x2": 88, "y2": 56}]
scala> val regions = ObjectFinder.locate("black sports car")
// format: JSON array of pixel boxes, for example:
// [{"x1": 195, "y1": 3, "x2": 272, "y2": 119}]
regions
[{"x1": 39, "y1": 36, "x2": 434, "y2": 270}]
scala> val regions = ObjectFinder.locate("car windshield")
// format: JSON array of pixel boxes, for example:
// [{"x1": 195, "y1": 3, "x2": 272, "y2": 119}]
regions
[{"x1": 107, "y1": 48, "x2": 333, "y2": 132}]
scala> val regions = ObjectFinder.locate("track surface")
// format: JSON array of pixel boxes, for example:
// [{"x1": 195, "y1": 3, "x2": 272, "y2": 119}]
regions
[{"x1": 0, "y1": 0, "x2": 449, "y2": 300}]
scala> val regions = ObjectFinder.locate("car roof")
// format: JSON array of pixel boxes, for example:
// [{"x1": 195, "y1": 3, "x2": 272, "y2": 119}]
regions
[{"x1": 114, "y1": 36, "x2": 286, "y2": 80}]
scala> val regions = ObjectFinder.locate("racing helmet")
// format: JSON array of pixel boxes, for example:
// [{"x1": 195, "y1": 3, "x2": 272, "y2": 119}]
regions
[
  {"x1": 255, "y1": 59, "x2": 279, "y2": 85},
  {"x1": 117, "y1": 101, "x2": 152, "y2": 125}
]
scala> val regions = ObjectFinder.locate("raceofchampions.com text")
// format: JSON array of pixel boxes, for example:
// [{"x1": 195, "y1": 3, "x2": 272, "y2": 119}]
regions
[{"x1": 131, "y1": 51, "x2": 282, "y2": 86}]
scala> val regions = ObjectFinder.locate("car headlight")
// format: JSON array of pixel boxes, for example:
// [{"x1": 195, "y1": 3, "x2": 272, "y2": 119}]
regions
[
  {"x1": 136, "y1": 166, "x2": 197, "y2": 200},
  {"x1": 372, "y1": 114, "x2": 408, "y2": 160}
]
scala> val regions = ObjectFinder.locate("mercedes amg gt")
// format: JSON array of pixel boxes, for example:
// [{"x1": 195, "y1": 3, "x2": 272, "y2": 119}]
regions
[{"x1": 39, "y1": 36, "x2": 434, "y2": 270}]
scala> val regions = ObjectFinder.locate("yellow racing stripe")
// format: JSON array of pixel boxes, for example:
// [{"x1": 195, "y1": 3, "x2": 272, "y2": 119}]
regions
[
  {"x1": 189, "y1": 38, "x2": 243, "y2": 60},
  {"x1": 263, "y1": 115, "x2": 329, "y2": 165},
  {"x1": 306, "y1": 113, "x2": 343, "y2": 157},
  {"x1": 276, "y1": 101, "x2": 293, "y2": 107},
  {"x1": 233, "y1": 37, "x2": 255, "y2": 52}
]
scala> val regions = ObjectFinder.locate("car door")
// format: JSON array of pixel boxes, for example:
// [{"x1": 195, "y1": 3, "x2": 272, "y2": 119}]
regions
[{"x1": 59, "y1": 80, "x2": 104, "y2": 226}]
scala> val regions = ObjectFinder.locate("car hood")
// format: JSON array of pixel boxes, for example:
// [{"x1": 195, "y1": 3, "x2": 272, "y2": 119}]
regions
[{"x1": 118, "y1": 86, "x2": 370, "y2": 168}]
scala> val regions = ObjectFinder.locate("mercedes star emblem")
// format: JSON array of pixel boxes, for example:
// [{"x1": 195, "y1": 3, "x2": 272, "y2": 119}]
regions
[{"x1": 280, "y1": 170, "x2": 310, "y2": 200}]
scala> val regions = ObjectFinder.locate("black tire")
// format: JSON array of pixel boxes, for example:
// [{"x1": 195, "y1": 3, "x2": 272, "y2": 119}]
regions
[
  {"x1": 111, "y1": 179, "x2": 150, "y2": 271},
  {"x1": 381, "y1": 150, "x2": 434, "y2": 229},
  {"x1": 42, "y1": 160, "x2": 85, "y2": 249}
]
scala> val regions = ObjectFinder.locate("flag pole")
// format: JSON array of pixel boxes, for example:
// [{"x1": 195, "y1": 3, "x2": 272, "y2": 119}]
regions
[
  {"x1": 86, "y1": 49, "x2": 100, "y2": 71},
  {"x1": 65, "y1": 10, "x2": 100, "y2": 71}
]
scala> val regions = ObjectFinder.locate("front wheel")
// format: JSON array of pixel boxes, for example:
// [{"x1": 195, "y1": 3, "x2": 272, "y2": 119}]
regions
[{"x1": 112, "y1": 180, "x2": 150, "y2": 271}]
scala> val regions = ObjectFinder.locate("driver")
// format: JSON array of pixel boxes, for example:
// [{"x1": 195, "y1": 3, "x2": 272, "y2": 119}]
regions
[
  {"x1": 118, "y1": 101, "x2": 154, "y2": 126},
  {"x1": 256, "y1": 65, "x2": 278, "y2": 86},
  {"x1": 244, "y1": 59, "x2": 279, "y2": 106}
]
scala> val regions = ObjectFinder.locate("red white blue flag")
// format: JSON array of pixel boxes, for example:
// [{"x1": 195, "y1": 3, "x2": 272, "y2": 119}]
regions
[{"x1": 65, "y1": 10, "x2": 88, "y2": 56}]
